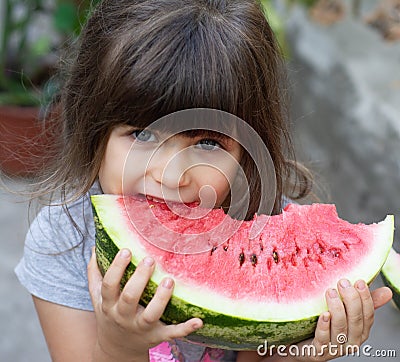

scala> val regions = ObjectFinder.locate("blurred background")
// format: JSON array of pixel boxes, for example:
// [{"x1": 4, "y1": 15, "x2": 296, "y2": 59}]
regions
[{"x1": 1, "y1": 0, "x2": 399, "y2": 360}]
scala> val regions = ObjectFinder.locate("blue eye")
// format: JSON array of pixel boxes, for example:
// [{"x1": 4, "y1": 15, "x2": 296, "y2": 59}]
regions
[
  {"x1": 197, "y1": 139, "x2": 222, "y2": 151},
  {"x1": 132, "y1": 129, "x2": 156, "y2": 142}
]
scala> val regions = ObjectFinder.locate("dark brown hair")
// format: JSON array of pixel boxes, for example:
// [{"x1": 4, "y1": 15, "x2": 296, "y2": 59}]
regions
[{"x1": 36, "y1": 0, "x2": 312, "y2": 219}]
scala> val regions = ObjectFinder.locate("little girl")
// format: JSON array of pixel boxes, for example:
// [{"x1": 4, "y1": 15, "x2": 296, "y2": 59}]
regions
[{"x1": 15, "y1": 0, "x2": 392, "y2": 361}]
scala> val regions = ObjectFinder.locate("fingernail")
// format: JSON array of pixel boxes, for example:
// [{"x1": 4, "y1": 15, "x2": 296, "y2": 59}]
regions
[
  {"x1": 328, "y1": 289, "x2": 338, "y2": 298},
  {"x1": 120, "y1": 249, "x2": 131, "y2": 258},
  {"x1": 193, "y1": 322, "x2": 203, "y2": 330},
  {"x1": 340, "y1": 279, "x2": 351, "y2": 288},
  {"x1": 162, "y1": 278, "x2": 173, "y2": 289},
  {"x1": 144, "y1": 257, "x2": 154, "y2": 267},
  {"x1": 322, "y1": 312, "x2": 330, "y2": 322},
  {"x1": 356, "y1": 280, "x2": 366, "y2": 290}
]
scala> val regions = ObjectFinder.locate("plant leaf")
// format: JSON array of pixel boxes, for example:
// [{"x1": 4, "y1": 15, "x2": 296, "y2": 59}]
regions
[{"x1": 53, "y1": 2, "x2": 79, "y2": 34}]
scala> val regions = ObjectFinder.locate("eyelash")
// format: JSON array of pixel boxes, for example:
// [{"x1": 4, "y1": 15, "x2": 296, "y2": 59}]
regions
[
  {"x1": 130, "y1": 129, "x2": 226, "y2": 150},
  {"x1": 196, "y1": 139, "x2": 224, "y2": 151}
]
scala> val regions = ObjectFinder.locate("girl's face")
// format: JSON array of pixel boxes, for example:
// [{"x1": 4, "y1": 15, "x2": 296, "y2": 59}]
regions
[{"x1": 99, "y1": 125, "x2": 242, "y2": 208}]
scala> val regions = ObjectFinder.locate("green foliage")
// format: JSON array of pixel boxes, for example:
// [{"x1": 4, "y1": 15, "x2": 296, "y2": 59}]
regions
[
  {"x1": 0, "y1": 0, "x2": 100, "y2": 106},
  {"x1": 260, "y1": 0, "x2": 289, "y2": 56},
  {"x1": 54, "y1": 2, "x2": 81, "y2": 34},
  {"x1": 286, "y1": 0, "x2": 318, "y2": 7}
]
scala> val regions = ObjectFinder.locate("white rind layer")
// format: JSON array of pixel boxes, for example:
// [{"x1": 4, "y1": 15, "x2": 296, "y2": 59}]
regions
[
  {"x1": 382, "y1": 248, "x2": 400, "y2": 292},
  {"x1": 92, "y1": 195, "x2": 394, "y2": 321}
]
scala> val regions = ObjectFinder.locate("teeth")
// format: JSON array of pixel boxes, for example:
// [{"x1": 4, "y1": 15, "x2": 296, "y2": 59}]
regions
[{"x1": 146, "y1": 195, "x2": 163, "y2": 203}]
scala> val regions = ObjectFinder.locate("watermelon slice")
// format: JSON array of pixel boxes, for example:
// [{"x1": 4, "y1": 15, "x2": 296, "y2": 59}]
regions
[
  {"x1": 91, "y1": 195, "x2": 394, "y2": 350},
  {"x1": 381, "y1": 248, "x2": 400, "y2": 310}
]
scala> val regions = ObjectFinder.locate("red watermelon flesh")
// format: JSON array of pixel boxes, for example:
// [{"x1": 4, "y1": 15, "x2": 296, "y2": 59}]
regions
[{"x1": 118, "y1": 196, "x2": 385, "y2": 303}]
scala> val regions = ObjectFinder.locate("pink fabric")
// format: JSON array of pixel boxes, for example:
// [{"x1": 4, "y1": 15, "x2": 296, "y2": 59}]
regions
[
  {"x1": 149, "y1": 342, "x2": 227, "y2": 362},
  {"x1": 149, "y1": 342, "x2": 177, "y2": 361}
]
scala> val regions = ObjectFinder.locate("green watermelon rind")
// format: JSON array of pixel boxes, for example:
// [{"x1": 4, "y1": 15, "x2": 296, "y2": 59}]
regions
[
  {"x1": 91, "y1": 195, "x2": 394, "y2": 350},
  {"x1": 94, "y1": 209, "x2": 317, "y2": 350},
  {"x1": 381, "y1": 248, "x2": 400, "y2": 311}
]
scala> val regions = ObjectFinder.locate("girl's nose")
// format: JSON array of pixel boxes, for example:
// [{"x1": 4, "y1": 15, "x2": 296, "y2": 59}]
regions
[{"x1": 148, "y1": 144, "x2": 190, "y2": 189}]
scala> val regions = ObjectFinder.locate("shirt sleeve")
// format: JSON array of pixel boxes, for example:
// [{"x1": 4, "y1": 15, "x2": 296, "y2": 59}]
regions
[{"x1": 15, "y1": 197, "x2": 95, "y2": 311}]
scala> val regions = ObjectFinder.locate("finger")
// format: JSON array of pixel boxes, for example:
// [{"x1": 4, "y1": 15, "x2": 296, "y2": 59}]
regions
[
  {"x1": 371, "y1": 286, "x2": 393, "y2": 309},
  {"x1": 117, "y1": 256, "x2": 155, "y2": 317},
  {"x1": 87, "y1": 247, "x2": 103, "y2": 308},
  {"x1": 326, "y1": 288, "x2": 347, "y2": 348},
  {"x1": 138, "y1": 277, "x2": 175, "y2": 328},
  {"x1": 355, "y1": 280, "x2": 374, "y2": 342},
  {"x1": 313, "y1": 312, "x2": 331, "y2": 353},
  {"x1": 314, "y1": 312, "x2": 331, "y2": 345},
  {"x1": 101, "y1": 248, "x2": 132, "y2": 309},
  {"x1": 163, "y1": 318, "x2": 203, "y2": 340},
  {"x1": 338, "y1": 279, "x2": 363, "y2": 346}
]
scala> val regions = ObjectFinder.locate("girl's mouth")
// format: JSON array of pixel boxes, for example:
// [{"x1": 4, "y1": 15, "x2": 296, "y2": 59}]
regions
[
  {"x1": 144, "y1": 194, "x2": 167, "y2": 203},
  {"x1": 138, "y1": 193, "x2": 196, "y2": 206}
]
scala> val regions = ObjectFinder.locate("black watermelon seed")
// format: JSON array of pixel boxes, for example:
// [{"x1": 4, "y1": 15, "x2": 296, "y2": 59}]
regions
[
  {"x1": 250, "y1": 254, "x2": 257, "y2": 266},
  {"x1": 273, "y1": 251, "x2": 279, "y2": 263},
  {"x1": 239, "y1": 252, "x2": 245, "y2": 266}
]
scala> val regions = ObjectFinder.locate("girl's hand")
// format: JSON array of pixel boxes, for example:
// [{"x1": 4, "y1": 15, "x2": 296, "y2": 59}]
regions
[
  {"x1": 87, "y1": 248, "x2": 202, "y2": 361},
  {"x1": 287, "y1": 281, "x2": 392, "y2": 362},
  {"x1": 239, "y1": 283, "x2": 392, "y2": 362}
]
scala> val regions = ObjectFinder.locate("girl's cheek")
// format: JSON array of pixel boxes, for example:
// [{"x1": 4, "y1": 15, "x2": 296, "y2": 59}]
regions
[{"x1": 210, "y1": 174, "x2": 232, "y2": 207}]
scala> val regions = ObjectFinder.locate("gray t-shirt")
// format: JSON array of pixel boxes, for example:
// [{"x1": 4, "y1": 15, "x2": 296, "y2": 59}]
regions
[{"x1": 15, "y1": 185, "x2": 238, "y2": 361}]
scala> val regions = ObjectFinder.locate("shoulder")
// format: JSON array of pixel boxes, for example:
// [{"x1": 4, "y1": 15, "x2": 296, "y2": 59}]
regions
[
  {"x1": 15, "y1": 184, "x2": 102, "y2": 311},
  {"x1": 27, "y1": 184, "x2": 101, "y2": 253}
]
